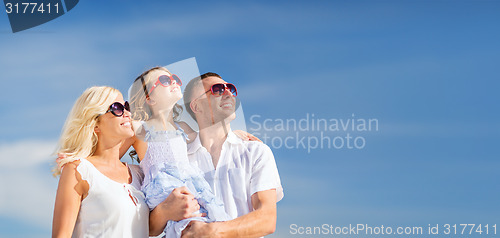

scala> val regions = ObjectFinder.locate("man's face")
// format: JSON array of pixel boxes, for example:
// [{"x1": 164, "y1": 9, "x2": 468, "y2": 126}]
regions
[{"x1": 194, "y1": 76, "x2": 237, "y2": 125}]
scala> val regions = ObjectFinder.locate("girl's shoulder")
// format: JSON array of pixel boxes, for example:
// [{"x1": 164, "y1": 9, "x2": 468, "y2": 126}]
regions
[
  {"x1": 176, "y1": 121, "x2": 197, "y2": 142},
  {"x1": 132, "y1": 120, "x2": 146, "y2": 134}
]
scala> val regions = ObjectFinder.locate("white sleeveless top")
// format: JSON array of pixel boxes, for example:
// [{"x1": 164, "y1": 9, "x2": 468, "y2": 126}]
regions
[{"x1": 71, "y1": 158, "x2": 149, "y2": 238}]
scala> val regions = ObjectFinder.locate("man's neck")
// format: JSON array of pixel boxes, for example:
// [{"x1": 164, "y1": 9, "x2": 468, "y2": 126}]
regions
[{"x1": 198, "y1": 120, "x2": 231, "y2": 168}]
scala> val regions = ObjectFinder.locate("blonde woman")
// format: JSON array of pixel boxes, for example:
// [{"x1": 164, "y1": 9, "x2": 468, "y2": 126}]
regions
[{"x1": 52, "y1": 86, "x2": 148, "y2": 238}]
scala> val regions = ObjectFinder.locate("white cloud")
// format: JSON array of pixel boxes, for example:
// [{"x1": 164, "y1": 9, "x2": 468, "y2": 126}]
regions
[
  {"x1": 0, "y1": 140, "x2": 57, "y2": 168},
  {"x1": 0, "y1": 140, "x2": 58, "y2": 231}
]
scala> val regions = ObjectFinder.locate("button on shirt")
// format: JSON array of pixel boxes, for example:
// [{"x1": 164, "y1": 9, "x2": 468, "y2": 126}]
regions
[{"x1": 187, "y1": 130, "x2": 284, "y2": 219}]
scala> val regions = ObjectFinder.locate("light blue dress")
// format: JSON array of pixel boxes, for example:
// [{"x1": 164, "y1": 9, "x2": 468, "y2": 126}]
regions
[{"x1": 139, "y1": 122, "x2": 230, "y2": 238}]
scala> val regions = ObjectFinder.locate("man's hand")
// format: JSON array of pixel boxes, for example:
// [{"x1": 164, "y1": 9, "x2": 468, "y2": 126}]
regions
[
  {"x1": 182, "y1": 221, "x2": 217, "y2": 238},
  {"x1": 149, "y1": 187, "x2": 205, "y2": 236},
  {"x1": 181, "y1": 189, "x2": 277, "y2": 238},
  {"x1": 158, "y1": 187, "x2": 204, "y2": 221}
]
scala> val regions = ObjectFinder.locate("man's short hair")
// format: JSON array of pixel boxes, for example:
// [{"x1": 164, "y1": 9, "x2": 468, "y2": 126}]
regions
[{"x1": 183, "y1": 72, "x2": 222, "y2": 121}]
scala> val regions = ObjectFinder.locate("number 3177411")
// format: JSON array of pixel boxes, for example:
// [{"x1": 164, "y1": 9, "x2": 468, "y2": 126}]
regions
[{"x1": 5, "y1": 2, "x2": 59, "y2": 14}]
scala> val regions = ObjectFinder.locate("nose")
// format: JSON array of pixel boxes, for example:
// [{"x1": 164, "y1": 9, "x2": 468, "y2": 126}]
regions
[
  {"x1": 123, "y1": 108, "x2": 131, "y2": 118},
  {"x1": 223, "y1": 84, "x2": 234, "y2": 94},
  {"x1": 171, "y1": 80, "x2": 182, "y2": 88},
  {"x1": 221, "y1": 87, "x2": 232, "y2": 97}
]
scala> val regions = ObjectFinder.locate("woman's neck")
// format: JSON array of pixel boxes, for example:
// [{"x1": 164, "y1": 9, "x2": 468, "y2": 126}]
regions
[{"x1": 91, "y1": 139, "x2": 124, "y2": 166}]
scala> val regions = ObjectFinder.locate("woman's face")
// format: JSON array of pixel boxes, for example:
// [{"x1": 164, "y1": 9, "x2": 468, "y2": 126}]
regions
[
  {"x1": 96, "y1": 93, "x2": 134, "y2": 141},
  {"x1": 147, "y1": 69, "x2": 182, "y2": 109}
]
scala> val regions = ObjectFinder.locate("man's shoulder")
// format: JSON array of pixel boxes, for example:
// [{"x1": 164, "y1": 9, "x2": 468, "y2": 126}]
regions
[
  {"x1": 229, "y1": 131, "x2": 271, "y2": 149},
  {"x1": 241, "y1": 140, "x2": 271, "y2": 150},
  {"x1": 237, "y1": 140, "x2": 275, "y2": 161}
]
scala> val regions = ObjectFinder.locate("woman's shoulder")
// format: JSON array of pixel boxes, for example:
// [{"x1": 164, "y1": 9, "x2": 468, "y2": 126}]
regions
[
  {"x1": 65, "y1": 158, "x2": 100, "y2": 185},
  {"x1": 59, "y1": 158, "x2": 90, "y2": 184},
  {"x1": 65, "y1": 159, "x2": 82, "y2": 167},
  {"x1": 61, "y1": 158, "x2": 83, "y2": 173}
]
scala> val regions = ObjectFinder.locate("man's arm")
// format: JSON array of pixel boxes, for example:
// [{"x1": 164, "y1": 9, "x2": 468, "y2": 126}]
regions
[{"x1": 182, "y1": 189, "x2": 277, "y2": 238}]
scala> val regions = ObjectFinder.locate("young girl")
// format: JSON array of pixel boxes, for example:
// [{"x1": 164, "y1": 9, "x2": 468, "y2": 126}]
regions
[
  {"x1": 52, "y1": 86, "x2": 148, "y2": 238},
  {"x1": 126, "y1": 67, "x2": 232, "y2": 237}
]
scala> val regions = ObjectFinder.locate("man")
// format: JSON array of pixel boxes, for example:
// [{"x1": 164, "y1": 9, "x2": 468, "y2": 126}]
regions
[{"x1": 150, "y1": 72, "x2": 283, "y2": 237}]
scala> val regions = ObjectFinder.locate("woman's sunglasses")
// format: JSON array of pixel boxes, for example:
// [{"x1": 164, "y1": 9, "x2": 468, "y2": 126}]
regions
[
  {"x1": 149, "y1": 74, "x2": 182, "y2": 94},
  {"x1": 204, "y1": 83, "x2": 238, "y2": 97},
  {"x1": 104, "y1": 101, "x2": 130, "y2": 117}
]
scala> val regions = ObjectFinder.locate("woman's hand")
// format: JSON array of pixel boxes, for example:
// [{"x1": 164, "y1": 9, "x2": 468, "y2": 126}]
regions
[
  {"x1": 234, "y1": 130, "x2": 262, "y2": 142},
  {"x1": 56, "y1": 153, "x2": 66, "y2": 164}
]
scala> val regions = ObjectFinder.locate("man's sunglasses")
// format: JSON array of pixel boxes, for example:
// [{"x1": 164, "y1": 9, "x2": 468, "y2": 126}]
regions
[
  {"x1": 202, "y1": 83, "x2": 238, "y2": 97},
  {"x1": 149, "y1": 74, "x2": 182, "y2": 95},
  {"x1": 104, "y1": 101, "x2": 130, "y2": 117}
]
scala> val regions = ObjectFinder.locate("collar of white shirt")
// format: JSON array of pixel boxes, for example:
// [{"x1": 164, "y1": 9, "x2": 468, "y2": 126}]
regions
[{"x1": 187, "y1": 129, "x2": 242, "y2": 155}]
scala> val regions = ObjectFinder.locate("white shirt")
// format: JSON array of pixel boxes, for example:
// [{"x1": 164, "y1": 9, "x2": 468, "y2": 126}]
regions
[
  {"x1": 187, "y1": 130, "x2": 284, "y2": 219},
  {"x1": 71, "y1": 158, "x2": 149, "y2": 238}
]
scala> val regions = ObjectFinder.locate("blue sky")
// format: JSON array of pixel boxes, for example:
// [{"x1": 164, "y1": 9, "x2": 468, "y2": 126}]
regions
[{"x1": 0, "y1": 1, "x2": 499, "y2": 237}]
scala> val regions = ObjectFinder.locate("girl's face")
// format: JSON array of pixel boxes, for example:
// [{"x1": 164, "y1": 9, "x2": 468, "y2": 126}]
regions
[
  {"x1": 147, "y1": 69, "x2": 182, "y2": 108},
  {"x1": 96, "y1": 93, "x2": 134, "y2": 141}
]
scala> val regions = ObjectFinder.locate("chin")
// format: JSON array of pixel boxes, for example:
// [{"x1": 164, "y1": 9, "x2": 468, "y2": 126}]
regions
[
  {"x1": 166, "y1": 94, "x2": 182, "y2": 105},
  {"x1": 170, "y1": 90, "x2": 182, "y2": 100},
  {"x1": 119, "y1": 129, "x2": 135, "y2": 139},
  {"x1": 223, "y1": 112, "x2": 236, "y2": 122}
]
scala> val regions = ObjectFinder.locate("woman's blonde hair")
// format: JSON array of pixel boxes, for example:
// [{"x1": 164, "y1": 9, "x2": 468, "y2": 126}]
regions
[
  {"x1": 129, "y1": 66, "x2": 183, "y2": 122},
  {"x1": 53, "y1": 86, "x2": 120, "y2": 176}
]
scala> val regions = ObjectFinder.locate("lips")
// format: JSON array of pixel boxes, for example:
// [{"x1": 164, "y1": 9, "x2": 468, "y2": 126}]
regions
[
  {"x1": 121, "y1": 121, "x2": 131, "y2": 127},
  {"x1": 220, "y1": 102, "x2": 233, "y2": 109}
]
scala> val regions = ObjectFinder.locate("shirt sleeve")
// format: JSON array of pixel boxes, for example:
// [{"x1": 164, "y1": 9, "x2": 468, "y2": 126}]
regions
[{"x1": 249, "y1": 143, "x2": 284, "y2": 202}]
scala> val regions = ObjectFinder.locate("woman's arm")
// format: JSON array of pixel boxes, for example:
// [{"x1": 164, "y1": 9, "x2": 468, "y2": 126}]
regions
[
  {"x1": 177, "y1": 121, "x2": 198, "y2": 144},
  {"x1": 119, "y1": 121, "x2": 150, "y2": 161},
  {"x1": 52, "y1": 161, "x2": 88, "y2": 238},
  {"x1": 119, "y1": 136, "x2": 136, "y2": 159}
]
